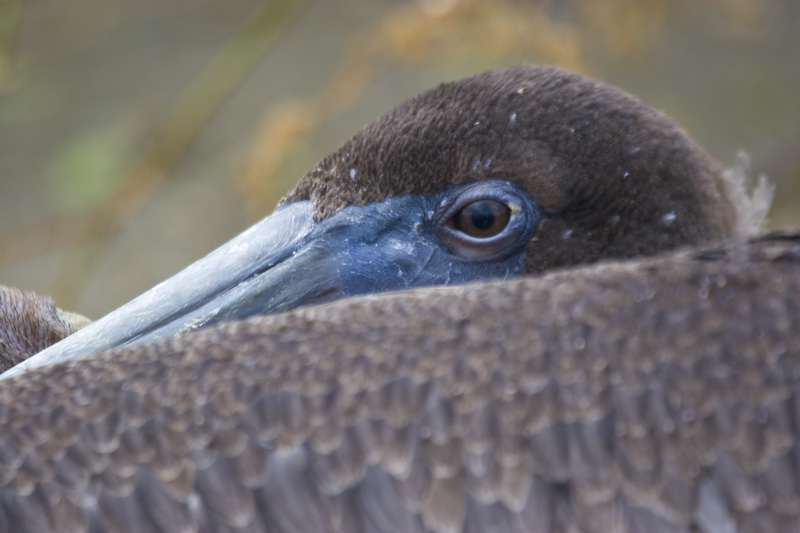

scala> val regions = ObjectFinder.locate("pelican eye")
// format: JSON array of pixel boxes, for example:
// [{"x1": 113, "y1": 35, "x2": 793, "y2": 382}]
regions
[
  {"x1": 450, "y1": 199, "x2": 511, "y2": 238},
  {"x1": 432, "y1": 180, "x2": 543, "y2": 261}
]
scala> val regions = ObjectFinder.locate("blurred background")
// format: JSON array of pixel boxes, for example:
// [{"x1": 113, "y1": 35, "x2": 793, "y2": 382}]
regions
[{"x1": 0, "y1": 0, "x2": 798, "y2": 319}]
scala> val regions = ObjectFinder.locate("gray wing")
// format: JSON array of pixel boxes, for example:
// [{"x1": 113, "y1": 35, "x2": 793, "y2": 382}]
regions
[{"x1": 1, "y1": 234, "x2": 799, "y2": 533}]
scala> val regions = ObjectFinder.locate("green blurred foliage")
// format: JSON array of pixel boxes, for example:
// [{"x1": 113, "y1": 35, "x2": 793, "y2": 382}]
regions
[
  {"x1": 0, "y1": 0, "x2": 797, "y2": 316},
  {"x1": 45, "y1": 123, "x2": 132, "y2": 213}
]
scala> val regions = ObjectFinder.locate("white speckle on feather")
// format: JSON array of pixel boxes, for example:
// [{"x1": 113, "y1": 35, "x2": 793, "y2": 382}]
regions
[
  {"x1": 630, "y1": 146, "x2": 641, "y2": 154},
  {"x1": 484, "y1": 156, "x2": 494, "y2": 168},
  {"x1": 516, "y1": 88, "x2": 525, "y2": 95},
  {"x1": 725, "y1": 150, "x2": 775, "y2": 239},
  {"x1": 392, "y1": 239, "x2": 415, "y2": 254},
  {"x1": 349, "y1": 168, "x2": 356, "y2": 180},
  {"x1": 623, "y1": 171, "x2": 630, "y2": 178},
  {"x1": 474, "y1": 120, "x2": 480, "y2": 126},
  {"x1": 662, "y1": 212, "x2": 676, "y2": 225},
  {"x1": 509, "y1": 112, "x2": 517, "y2": 123},
  {"x1": 610, "y1": 215, "x2": 620, "y2": 225},
  {"x1": 569, "y1": 127, "x2": 575, "y2": 133},
  {"x1": 386, "y1": 240, "x2": 415, "y2": 266},
  {"x1": 187, "y1": 493, "x2": 201, "y2": 518},
  {"x1": 562, "y1": 229, "x2": 573, "y2": 239}
]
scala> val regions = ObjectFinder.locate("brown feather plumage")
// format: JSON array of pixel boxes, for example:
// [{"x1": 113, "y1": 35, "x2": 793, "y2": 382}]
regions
[
  {"x1": 285, "y1": 66, "x2": 738, "y2": 271},
  {"x1": 0, "y1": 286, "x2": 82, "y2": 372},
  {"x1": 0, "y1": 66, "x2": 794, "y2": 532},
  {"x1": 1, "y1": 234, "x2": 798, "y2": 532}
]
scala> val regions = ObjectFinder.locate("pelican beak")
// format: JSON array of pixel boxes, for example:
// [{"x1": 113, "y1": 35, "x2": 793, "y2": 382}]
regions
[{"x1": 4, "y1": 184, "x2": 538, "y2": 379}]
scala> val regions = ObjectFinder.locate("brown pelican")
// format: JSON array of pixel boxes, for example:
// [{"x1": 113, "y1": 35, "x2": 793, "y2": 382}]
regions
[{"x1": 1, "y1": 66, "x2": 794, "y2": 533}]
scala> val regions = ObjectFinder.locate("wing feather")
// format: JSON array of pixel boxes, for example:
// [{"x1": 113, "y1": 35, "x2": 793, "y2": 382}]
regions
[{"x1": 1, "y1": 235, "x2": 799, "y2": 532}]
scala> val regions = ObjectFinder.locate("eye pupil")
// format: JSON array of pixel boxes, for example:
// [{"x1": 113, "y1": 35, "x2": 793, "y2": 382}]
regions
[
  {"x1": 453, "y1": 199, "x2": 511, "y2": 238},
  {"x1": 470, "y1": 205, "x2": 495, "y2": 230}
]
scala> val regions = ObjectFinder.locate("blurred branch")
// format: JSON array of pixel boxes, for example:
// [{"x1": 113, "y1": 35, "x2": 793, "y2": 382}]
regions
[
  {"x1": 81, "y1": 0, "x2": 307, "y2": 236},
  {"x1": 1, "y1": 0, "x2": 786, "y2": 309},
  {"x1": 577, "y1": 0, "x2": 671, "y2": 63},
  {"x1": 236, "y1": 0, "x2": 589, "y2": 218},
  {"x1": 0, "y1": 0, "x2": 307, "y2": 307},
  {"x1": 0, "y1": 0, "x2": 21, "y2": 90},
  {"x1": 235, "y1": 0, "x2": 770, "y2": 219}
]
